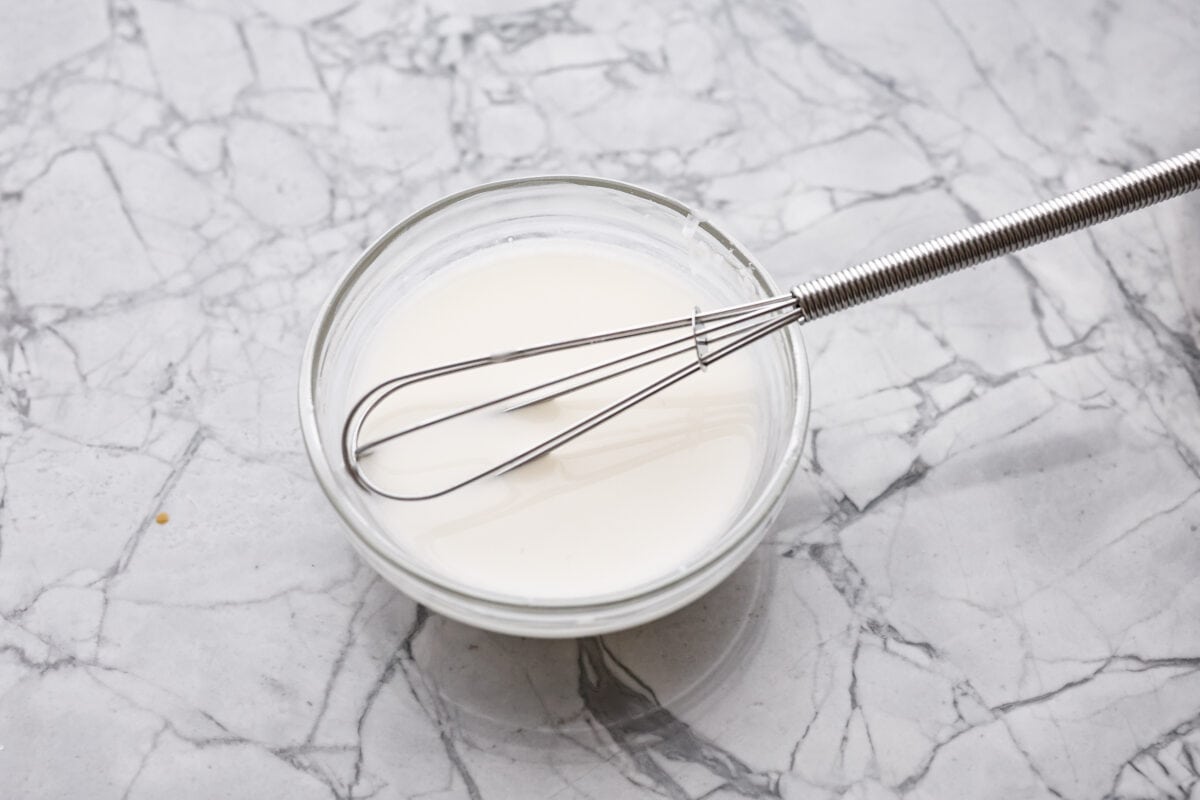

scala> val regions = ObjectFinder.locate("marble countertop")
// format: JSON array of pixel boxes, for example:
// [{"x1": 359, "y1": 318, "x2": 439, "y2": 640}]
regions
[{"x1": 3, "y1": 0, "x2": 1200, "y2": 797}]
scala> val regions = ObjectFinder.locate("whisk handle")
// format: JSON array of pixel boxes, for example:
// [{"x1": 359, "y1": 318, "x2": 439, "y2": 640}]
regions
[{"x1": 790, "y1": 148, "x2": 1200, "y2": 320}]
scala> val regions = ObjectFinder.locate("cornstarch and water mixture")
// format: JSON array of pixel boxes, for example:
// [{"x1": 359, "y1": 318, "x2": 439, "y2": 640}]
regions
[{"x1": 351, "y1": 241, "x2": 771, "y2": 601}]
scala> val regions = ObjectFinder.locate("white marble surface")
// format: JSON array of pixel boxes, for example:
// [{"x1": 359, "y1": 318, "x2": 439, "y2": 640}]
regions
[{"x1": 2, "y1": 0, "x2": 1199, "y2": 797}]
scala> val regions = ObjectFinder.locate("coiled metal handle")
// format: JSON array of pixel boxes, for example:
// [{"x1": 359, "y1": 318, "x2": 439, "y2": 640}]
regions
[{"x1": 791, "y1": 148, "x2": 1200, "y2": 319}]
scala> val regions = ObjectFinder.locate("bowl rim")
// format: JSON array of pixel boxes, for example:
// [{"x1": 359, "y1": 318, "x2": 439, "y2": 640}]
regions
[{"x1": 298, "y1": 174, "x2": 811, "y2": 613}]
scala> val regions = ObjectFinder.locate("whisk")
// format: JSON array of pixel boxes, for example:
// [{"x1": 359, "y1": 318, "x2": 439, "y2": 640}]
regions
[{"x1": 344, "y1": 149, "x2": 1200, "y2": 500}]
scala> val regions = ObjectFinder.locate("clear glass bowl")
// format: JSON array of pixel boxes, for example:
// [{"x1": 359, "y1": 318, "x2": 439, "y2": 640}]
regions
[{"x1": 299, "y1": 177, "x2": 810, "y2": 637}]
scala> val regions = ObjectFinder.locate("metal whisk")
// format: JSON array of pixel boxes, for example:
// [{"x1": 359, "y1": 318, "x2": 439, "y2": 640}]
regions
[{"x1": 344, "y1": 149, "x2": 1200, "y2": 500}]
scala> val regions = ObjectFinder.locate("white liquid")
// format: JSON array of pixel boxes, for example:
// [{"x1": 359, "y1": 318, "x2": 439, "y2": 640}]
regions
[{"x1": 352, "y1": 240, "x2": 769, "y2": 601}]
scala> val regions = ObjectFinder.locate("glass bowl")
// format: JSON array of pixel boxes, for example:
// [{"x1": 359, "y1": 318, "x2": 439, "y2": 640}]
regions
[{"x1": 298, "y1": 176, "x2": 810, "y2": 637}]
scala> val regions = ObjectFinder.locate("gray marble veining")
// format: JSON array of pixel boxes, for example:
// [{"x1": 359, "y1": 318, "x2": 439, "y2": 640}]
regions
[{"x1": 1, "y1": 0, "x2": 1199, "y2": 797}]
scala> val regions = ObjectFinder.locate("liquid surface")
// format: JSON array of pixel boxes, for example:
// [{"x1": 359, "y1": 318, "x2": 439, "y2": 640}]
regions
[{"x1": 352, "y1": 241, "x2": 769, "y2": 601}]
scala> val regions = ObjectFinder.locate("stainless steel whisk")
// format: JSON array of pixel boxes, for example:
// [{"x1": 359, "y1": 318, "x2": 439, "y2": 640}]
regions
[{"x1": 344, "y1": 150, "x2": 1200, "y2": 500}]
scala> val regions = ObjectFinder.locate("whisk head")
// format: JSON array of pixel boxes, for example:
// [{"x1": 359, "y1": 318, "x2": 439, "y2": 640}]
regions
[{"x1": 342, "y1": 292, "x2": 804, "y2": 500}]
